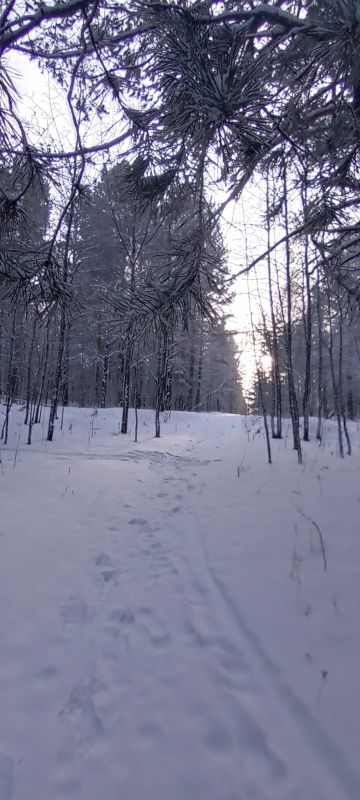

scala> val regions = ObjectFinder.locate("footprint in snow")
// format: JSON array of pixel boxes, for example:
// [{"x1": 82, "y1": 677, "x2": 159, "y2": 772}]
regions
[
  {"x1": 109, "y1": 608, "x2": 135, "y2": 625},
  {"x1": 95, "y1": 552, "x2": 120, "y2": 583},
  {"x1": 38, "y1": 664, "x2": 58, "y2": 680},
  {"x1": 95, "y1": 553, "x2": 113, "y2": 567},
  {"x1": 106, "y1": 608, "x2": 135, "y2": 638},
  {"x1": 138, "y1": 607, "x2": 170, "y2": 649},
  {"x1": 127, "y1": 517, "x2": 148, "y2": 527},
  {"x1": 60, "y1": 680, "x2": 103, "y2": 754},
  {"x1": 53, "y1": 746, "x2": 81, "y2": 800},
  {"x1": 61, "y1": 597, "x2": 90, "y2": 631}
]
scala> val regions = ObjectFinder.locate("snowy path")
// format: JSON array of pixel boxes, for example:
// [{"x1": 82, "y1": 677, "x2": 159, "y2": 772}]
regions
[{"x1": 1, "y1": 408, "x2": 360, "y2": 799}]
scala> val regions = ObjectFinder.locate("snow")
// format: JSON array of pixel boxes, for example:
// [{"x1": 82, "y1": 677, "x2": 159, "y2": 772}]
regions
[{"x1": 0, "y1": 406, "x2": 360, "y2": 799}]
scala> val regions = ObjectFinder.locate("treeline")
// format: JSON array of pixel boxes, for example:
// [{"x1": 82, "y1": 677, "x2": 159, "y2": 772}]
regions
[
  {"x1": 246, "y1": 166, "x2": 360, "y2": 462},
  {"x1": 0, "y1": 163, "x2": 243, "y2": 444}
]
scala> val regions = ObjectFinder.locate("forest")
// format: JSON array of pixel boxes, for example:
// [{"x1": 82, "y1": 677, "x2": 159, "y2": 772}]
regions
[
  {"x1": 1, "y1": 0, "x2": 360, "y2": 448},
  {"x1": 2, "y1": 4, "x2": 360, "y2": 799}
]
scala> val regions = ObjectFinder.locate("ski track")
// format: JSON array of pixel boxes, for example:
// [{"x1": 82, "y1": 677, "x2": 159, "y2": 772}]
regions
[{"x1": 0, "y1": 414, "x2": 359, "y2": 799}]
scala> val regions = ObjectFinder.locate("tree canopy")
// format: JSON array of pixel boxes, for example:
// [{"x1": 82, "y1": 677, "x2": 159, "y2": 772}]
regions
[{"x1": 1, "y1": 1, "x2": 360, "y2": 298}]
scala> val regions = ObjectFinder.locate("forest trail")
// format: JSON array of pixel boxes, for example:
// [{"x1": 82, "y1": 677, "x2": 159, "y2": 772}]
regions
[{"x1": 1, "y1": 408, "x2": 360, "y2": 799}]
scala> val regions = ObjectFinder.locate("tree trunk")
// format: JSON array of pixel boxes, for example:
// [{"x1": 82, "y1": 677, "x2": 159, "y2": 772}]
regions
[
  {"x1": 24, "y1": 317, "x2": 37, "y2": 426},
  {"x1": 258, "y1": 376, "x2": 272, "y2": 465},
  {"x1": 62, "y1": 323, "x2": 71, "y2": 409},
  {"x1": 1, "y1": 309, "x2": 17, "y2": 445},
  {"x1": 301, "y1": 182, "x2": 312, "y2": 442},
  {"x1": 121, "y1": 348, "x2": 131, "y2": 434},
  {"x1": 326, "y1": 286, "x2": 344, "y2": 458},
  {"x1": 187, "y1": 339, "x2": 195, "y2": 411},
  {"x1": 34, "y1": 319, "x2": 50, "y2": 424},
  {"x1": 47, "y1": 307, "x2": 66, "y2": 442},
  {"x1": 283, "y1": 167, "x2": 302, "y2": 464},
  {"x1": 195, "y1": 332, "x2": 203, "y2": 411},
  {"x1": 101, "y1": 339, "x2": 109, "y2": 409},
  {"x1": 338, "y1": 304, "x2": 351, "y2": 456},
  {"x1": 155, "y1": 327, "x2": 169, "y2": 438},
  {"x1": 316, "y1": 271, "x2": 323, "y2": 441},
  {"x1": 266, "y1": 170, "x2": 282, "y2": 438}
]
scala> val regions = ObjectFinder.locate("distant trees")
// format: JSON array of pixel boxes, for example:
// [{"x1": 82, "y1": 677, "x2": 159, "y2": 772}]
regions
[
  {"x1": 248, "y1": 233, "x2": 360, "y2": 457},
  {"x1": 0, "y1": 160, "x2": 243, "y2": 442}
]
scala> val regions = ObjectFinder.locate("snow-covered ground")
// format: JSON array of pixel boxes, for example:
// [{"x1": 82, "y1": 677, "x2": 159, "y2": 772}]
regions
[{"x1": 0, "y1": 405, "x2": 360, "y2": 800}]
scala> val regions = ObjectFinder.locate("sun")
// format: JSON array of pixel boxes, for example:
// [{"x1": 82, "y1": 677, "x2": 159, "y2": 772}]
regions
[{"x1": 261, "y1": 353, "x2": 272, "y2": 374}]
